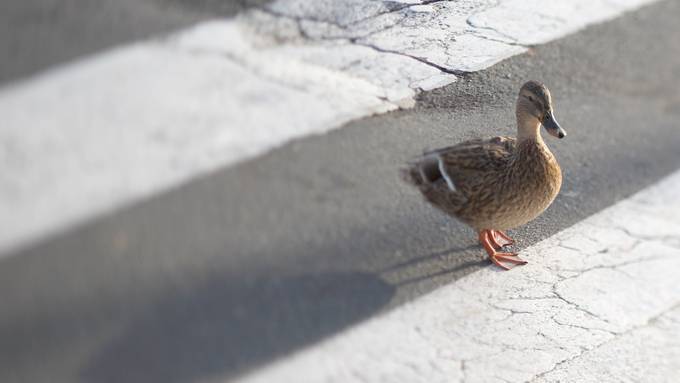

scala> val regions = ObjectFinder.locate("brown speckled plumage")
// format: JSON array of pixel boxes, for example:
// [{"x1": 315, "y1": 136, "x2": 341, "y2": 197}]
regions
[{"x1": 404, "y1": 81, "x2": 565, "y2": 234}]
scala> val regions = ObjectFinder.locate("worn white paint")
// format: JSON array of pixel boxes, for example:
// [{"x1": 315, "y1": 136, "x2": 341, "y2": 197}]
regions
[
  {"x1": 533, "y1": 305, "x2": 680, "y2": 382},
  {"x1": 231, "y1": 170, "x2": 680, "y2": 383},
  {"x1": 0, "y1": 0, "x2": 658, "y2": 255}
]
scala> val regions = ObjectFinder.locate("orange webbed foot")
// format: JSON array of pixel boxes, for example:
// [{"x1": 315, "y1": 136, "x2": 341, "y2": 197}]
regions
[
  {"x1": 490, "y1": 252, "x2": 527, "y2": 270},
  {"x1": 492, "y1": 230, "x2": 515, "y2": 247},
  {"x1": 479, "y1": 230, "x2": 527, "y2": 271}
]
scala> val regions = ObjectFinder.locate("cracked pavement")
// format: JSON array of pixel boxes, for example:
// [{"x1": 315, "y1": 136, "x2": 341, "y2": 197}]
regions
[
  {"x1": 533, "y1": 304, "x2": 680, "y2": 382},
  {"x1": 2, "y1": 0, "x2": 680, "y2": 382},
  {"x1": 235, "y1": 170, "x2": 680, "y2": 383},
  {"x1": 183, "y1": 0, "x2": 659, "y2": 104}
]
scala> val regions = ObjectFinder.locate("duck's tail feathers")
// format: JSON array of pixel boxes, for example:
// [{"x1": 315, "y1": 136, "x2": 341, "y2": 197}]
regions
[
  {"x1": 401, "y1": 155, "x2": 456, "y2": 191},
  {"x1": 400, "y1": 163, "x2": 424, "y2": 186}
]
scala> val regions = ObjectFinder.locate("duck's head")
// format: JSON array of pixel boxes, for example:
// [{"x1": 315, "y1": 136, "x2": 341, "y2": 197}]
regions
[{"x1": 516, "y1": 81, "x2": 566, "y2": 140}]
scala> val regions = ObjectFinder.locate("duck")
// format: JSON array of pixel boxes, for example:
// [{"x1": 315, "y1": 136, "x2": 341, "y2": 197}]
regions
[{"x1": 403, "y1": 81, "x2": 566, "y2": 270}]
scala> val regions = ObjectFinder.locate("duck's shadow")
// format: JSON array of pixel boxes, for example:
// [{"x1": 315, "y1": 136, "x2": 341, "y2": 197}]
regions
[
  {"x1": 381, "y1": 243, "x2": 480, "y2": 273},
  {"x1": 82, "y1": 244, "x2": 486, "y2": 383},
  {"x1": 81, "y1": 271, "x2": 394, "y2": 383},
  {"x1": 381, "y1": 244, "x2": 489, "y2": 286}
]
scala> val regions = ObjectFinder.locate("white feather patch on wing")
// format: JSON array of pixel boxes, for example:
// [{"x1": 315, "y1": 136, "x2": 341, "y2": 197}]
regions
[
  {"x1": 438, "y1": 155, "x2": 457, "y2": 191},
  {"x1": 418, "y1": 166, "x2": 429, "y2": 184}
]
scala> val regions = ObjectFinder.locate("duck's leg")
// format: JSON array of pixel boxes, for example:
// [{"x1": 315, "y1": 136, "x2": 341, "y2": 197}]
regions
[
  {"x1": 491, "y1": 230, "x2": 515, "y2": 248},
  {"x1": 478, "y1": 230, "x2": 527, "y2": 270}
]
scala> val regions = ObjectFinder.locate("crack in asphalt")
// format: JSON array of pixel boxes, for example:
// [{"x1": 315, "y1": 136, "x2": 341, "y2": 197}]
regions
[
  {"x1": 343, "y1": 0, "x2": 461, "y2": 28},
  {"x1": 464, "y1": 0, "x2": 527, "y2": 46},
  {"x1": 528, "y1": 301, "x2": 680, "y2": 382},
  {"x1": 353, "y1": 42, "x2": 470, "y2": 76},
  {"x1": 552, "y1": 288, "x2": 612, "y2": 323}
]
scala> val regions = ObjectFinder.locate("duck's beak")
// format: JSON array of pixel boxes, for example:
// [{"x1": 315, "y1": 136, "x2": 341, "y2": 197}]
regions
[{"x1": 542, "y1": 111, "x2": 566, "y2": 139}]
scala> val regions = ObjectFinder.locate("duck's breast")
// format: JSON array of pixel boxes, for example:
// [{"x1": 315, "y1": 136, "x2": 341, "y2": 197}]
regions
[
  {"x1": 502, "y1": 142, "x2": 562, "y2": 228},
  {"x1": 469, "y1": 141, "x2": 562, "y2": 230}
]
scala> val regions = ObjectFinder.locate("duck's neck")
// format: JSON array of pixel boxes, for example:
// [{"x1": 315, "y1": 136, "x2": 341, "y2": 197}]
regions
[{"x1": 516, "y1": 111, "x2": 543, "y2": 144}]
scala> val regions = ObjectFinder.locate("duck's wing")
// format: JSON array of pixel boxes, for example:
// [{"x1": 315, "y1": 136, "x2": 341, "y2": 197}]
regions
[
  {"x1": 406, "y1": 136, "x2": 515, "y2": 192},
  {"x1": 437, "y1": 136, "x2": 516, "y2": 172}
]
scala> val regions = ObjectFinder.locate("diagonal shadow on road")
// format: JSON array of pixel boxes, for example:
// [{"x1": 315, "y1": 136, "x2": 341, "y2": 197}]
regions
[{"x1": 80, "y1": 270, "x2": 393, "y2": 383}]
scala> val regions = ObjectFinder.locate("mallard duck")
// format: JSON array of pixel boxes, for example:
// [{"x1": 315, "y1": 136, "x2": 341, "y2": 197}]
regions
[{"x1": 403, "y1": 81, "x2": 566, "y2": 270}]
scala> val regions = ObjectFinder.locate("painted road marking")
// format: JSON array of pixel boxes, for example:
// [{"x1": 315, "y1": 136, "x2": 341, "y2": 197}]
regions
[
  {"x1": 231, "y1": 169, "x2": 680, "y2": 383},
  {"x1": 0, "y1": 0, "x2": 657, "y2": 256}
]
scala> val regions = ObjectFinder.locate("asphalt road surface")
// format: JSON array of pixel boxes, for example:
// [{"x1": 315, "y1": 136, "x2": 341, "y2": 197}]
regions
[{"x1": 2, "y1": 1, "x2": 680, "y2": 382}]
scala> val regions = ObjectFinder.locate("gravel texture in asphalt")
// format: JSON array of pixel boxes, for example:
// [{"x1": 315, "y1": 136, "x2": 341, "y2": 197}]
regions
[{"x1": 1, "y1": 1, "x2": 680, "y2": 382}]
